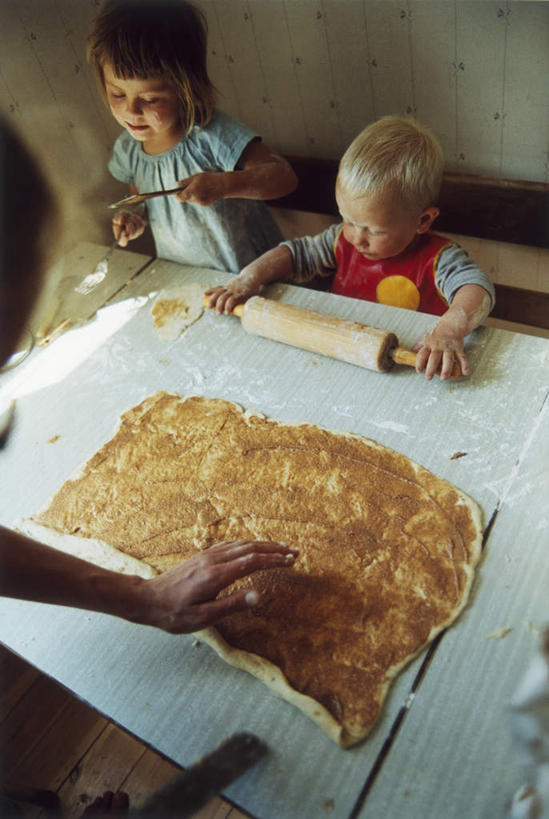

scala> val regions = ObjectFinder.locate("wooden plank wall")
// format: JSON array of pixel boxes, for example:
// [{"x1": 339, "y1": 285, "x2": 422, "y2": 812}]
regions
[
  {"x1": 273, "y1": 159, "x2": 549, "y2": 249},
  {"x1": 200, "y1": 0, "x2": 549, "y2": 182},
  {"x1": 1, "y1": 3, "x2": 547, "y2": 209},
  {"x1": 268, "y1": 158, "x2": 549, "y2": 328}
]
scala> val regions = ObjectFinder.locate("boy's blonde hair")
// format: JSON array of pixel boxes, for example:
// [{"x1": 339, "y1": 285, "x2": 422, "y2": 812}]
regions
[
  {"x1": 87, "y1": 0, "x2": 215, "y2": 134},
  {"x1": 337, "y1": 116, "x2": 444, "y2": 213}
]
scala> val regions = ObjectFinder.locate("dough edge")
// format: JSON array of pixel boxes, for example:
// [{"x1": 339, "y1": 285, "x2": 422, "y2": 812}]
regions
[{"x1": 14, "y1": 390, "x2": 484, "y2": 747}]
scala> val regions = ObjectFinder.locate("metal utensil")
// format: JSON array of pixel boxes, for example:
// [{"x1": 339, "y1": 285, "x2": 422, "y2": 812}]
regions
[
  {"x1": 132, "y1": 733, "x2": 268, "y2": 817},
  {"x1": 108, "y1": 181, "x2": 189, "y2": 209}
]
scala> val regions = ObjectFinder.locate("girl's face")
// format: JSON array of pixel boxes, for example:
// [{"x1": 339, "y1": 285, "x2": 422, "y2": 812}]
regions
[
  {"x1": 336, "y1": 186, "x2": 438, "y2": 261},
  {"x1": 103, "y1": 63, "x2": 181, "y2": 154}
]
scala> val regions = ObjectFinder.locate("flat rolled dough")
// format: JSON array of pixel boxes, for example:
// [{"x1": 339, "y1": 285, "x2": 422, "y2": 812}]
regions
[
  {"x1": 22, "y1": 393, "x2": 483, "y2": 747},
  {"x1": 151, "y1": 283, "x2": 204, "y2": 340}
]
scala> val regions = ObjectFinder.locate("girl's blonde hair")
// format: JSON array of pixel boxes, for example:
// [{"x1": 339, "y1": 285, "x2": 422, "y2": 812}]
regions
[
  {"x1": 87, "y1": 0, "x2": 215, "y2": 134},
  {"x1": 337, "y1": 116, "x2": 444, "y2": 213}
]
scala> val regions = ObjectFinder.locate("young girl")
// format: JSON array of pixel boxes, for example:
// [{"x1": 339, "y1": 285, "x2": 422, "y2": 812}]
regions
[{"x1": 87, "y1": 0, "x2": 297, "y2": 273}]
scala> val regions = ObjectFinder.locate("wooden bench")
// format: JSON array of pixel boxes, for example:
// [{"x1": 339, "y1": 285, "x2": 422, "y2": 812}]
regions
[{"x1": 270, "y1": 157, "x2": 549, "y2": 330}]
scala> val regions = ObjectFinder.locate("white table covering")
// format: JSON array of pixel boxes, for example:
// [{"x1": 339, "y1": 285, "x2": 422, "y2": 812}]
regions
[{"x1": 1, "y1": 246, "x2": 547, "y2": 818}]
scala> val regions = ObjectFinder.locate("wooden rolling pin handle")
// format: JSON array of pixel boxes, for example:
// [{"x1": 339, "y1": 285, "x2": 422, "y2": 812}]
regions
[
  {"x1": 389, "y1": 347, "x2": 417, "y2": 368},
  {"x1": 390, "y1": 346, "x2": 463, "y2": 379}
]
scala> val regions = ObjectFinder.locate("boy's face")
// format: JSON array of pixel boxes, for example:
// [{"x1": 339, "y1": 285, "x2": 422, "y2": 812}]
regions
[
  {"x1": 336, "y1": 186, "x2": 438, "y2": 261},
  {"x1": 103, "y1": 64, "x2": 181, "y2": 153}
]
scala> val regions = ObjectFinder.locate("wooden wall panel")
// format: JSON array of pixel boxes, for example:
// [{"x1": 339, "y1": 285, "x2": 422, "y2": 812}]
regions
[
  {"x1": 502, "y1": 2, "x2": 549, "y2": 181},
  {"x1": 3, "y1": 0, "x2": 548, "y2": 185},
  {"x1": 0, "y1": 0, "x2": 547, "y2": 299},
  {"x1": 361, "y1": 1, "x2": 415, "y2": 121},
  {"x1": 409, "y1": 2, "x2": 457, "y2": 164},
  {"x1": 323, "y1": 1, "x2": 376, "y2": 151},
  {"x1": 455, "y1": 2, "x2": 507, "y2": 177},
  {"x1": 205, "y1": 0, "x2": 278, "y2": 149},
  {"x1": 242, "y1": 2, "x2": 309, "y2": 155},
  {"x1": 277, "y1": 0, "x2": 343, "y2": 158},
  {"x1": 2, "y1": 1, "x2": 548, "y2": 182}
]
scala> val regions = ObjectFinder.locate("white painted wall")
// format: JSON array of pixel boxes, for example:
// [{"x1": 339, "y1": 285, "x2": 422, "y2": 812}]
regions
[{"x1": 199, "y1": 0, "x2": 549, "y2": 181}]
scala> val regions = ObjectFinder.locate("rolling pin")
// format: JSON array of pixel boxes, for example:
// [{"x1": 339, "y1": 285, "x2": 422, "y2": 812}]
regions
[{"x1": 204, "y1": 295, "x2": 462, "y2": 377}]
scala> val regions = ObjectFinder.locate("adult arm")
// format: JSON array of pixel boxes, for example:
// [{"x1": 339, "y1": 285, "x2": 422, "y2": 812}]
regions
[{"x1": 0, "y1": 525, "x2": 298, "y2": 633}]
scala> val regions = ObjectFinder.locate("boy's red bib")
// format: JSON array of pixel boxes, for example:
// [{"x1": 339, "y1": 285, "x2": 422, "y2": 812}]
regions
[{"x1": 331, "y1": 230, "x2": 452, "y2": 315}]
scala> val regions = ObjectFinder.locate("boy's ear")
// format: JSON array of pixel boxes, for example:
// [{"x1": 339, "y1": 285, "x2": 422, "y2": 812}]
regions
[{"x1": 417, "y1": 207, "x2": 439, "y2": 234}]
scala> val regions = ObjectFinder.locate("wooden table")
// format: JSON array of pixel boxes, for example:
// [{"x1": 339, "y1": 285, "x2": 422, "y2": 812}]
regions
[{"x1": 1, "y1": 243, "x2": 547, "y2": 819}]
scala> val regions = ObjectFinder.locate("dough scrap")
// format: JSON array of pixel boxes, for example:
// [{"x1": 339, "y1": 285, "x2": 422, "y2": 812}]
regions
[
  {"x1": 151, "y1": 283, "x2": 204, "y2": 340},
  {"x1": 23, "y1": 392, "x2": 483, "y2": 746}
]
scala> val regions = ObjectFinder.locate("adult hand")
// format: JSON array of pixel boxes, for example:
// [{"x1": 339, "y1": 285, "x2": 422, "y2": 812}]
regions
[{"x1": 130, "y1": 540, "x2": 298, "y2": 633}]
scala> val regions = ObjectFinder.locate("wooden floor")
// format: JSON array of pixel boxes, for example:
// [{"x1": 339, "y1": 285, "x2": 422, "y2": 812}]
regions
[{"x1": 0, "y1": 644, "x2": 247, "y2": 818}]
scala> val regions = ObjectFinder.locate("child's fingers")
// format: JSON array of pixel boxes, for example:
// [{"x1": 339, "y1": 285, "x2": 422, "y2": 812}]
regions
[
  {"x1": 115, "y1": 213, "x2": 145, "y2": 245},
  {"x1": 414, "y1": 344, "x2": 429, "y2": 373},
  {"x1": 439, "y1": 351, "x2": 457, "y2": 381},
  {"x1": 424, "y1": 350, "x2": 443, "y2": 380},
  {"x1": 210, "y1": 288, "x2": 243, "y2": 314},
  {"x1": 456, "y1": 350, "x2": 470, "y2": 376},
  {"x1": 205, "y1": 287, "x2": 227, "y2": 312},
  {"x1": 205, "y1": 286, "x2": 225, "y2": 308},
  {"x1": 216, "y1": 291, "x2": 240, "y2": 314},
  {"x1": 112, "y1": 221, "x2": 128, "y2": 247},
  {"x1": 113, "y1": 212, "x2": 132, "y2": 245},
  {"x1": 174, "y1": 175, "x2": 198, "y2": 202}
]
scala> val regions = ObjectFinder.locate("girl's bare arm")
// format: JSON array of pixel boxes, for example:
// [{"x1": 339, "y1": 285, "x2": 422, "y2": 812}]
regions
[{"x1": 175, "y1": 140, "x2": 297, "y2": 206}]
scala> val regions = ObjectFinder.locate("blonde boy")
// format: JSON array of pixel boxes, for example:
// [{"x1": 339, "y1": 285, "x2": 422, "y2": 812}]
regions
[{"x1": 207, "y1": 116, "x2": 495, "y2": 381}]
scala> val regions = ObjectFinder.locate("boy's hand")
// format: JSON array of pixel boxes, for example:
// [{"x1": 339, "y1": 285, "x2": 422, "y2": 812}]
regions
[
  {"x1": 414, "y1": 285, "x2": 492, "y2": 381},
  {"x1": 112, "y1": 209, "x2": 146, "y2": 247},
  {"x1": 206, "y1": 246, "x2": 295, "y2": 315},
  {"x1": 130, "y1": 539, "x2": 299, "y2": 633},
  {"x1": 414, "y1": 325, "x2": 469, "y2": 381},
  {"x1": 205, "y1": 269, "x2": 262, "y2": 314}
]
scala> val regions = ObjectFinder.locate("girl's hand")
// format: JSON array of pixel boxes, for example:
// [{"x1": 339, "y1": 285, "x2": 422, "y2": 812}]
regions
[
  {"x1": 174, "y1": 172, "x2": 228, "y2": 206},
  {"x1": 173, "y1": 141, "x2": 297, "y2": 206},
  {"x1": 112, "y1": 209, "x2": 146, "y2": 247},
  {"x1": 413, "y1": 324, "x2": 469, "y2": 381},
  {"x1": 128, "y1": 540, "x2": 299, "y2": 633}
]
